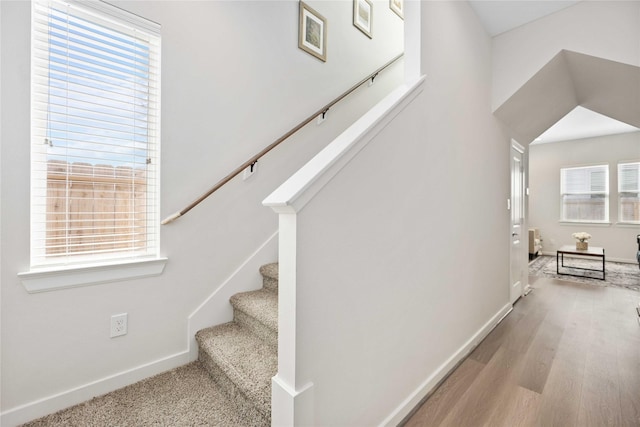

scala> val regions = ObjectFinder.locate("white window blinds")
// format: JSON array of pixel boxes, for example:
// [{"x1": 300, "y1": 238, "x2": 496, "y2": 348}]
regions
[
  {"x1": 31, "y1": 0, "x2": 161, "y2": 267},
  {"x1": 618, "y1": 162, "x2": 640, "y2": 223},
  {"x1": 560, "y1": 165, "x2": 609, "y2": 222}
]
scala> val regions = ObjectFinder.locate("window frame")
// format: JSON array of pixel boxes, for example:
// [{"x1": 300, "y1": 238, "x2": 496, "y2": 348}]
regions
[
  {"x1": 560, "y1": 164, "x2": 610, "y2": 224},
  {"x1": 24, "y1": 0, "x2": 165, "y2": 290},
  {"x1": 618, "y1": 161, "x2": 640, "y2": 224}
]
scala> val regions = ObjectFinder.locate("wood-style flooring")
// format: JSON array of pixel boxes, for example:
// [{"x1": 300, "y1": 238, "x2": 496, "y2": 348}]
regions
[{"x1": 404, "y1": 276, "x2": 640, "y2": 427}]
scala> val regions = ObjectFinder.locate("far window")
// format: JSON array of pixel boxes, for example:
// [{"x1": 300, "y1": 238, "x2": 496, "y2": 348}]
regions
[
  {"x1": 618, "y1": 162, "x2": 640, "y2": 223},
  {"x1": 560, "y1": 165, "x2": 609, "y2": 222},
  {"x1": 31, "y1": 0, "x2": 161, "y2": 268}
]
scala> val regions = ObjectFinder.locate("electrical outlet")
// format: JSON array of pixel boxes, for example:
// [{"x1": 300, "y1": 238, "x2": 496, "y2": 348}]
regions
[{"x1": 110, "y1": 313, "x2": 128, "y2": 338}]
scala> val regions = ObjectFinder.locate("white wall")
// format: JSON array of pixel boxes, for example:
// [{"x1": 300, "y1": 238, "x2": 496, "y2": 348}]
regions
[
  {"x1": 492, "y1": 1, "x2": 640, "y2": 110},
  {"x1": 529, "y1": 132, "x2": 640, "y2": 262},
  {"x1": 0, "y1": 1, "x2": 403, "y2": 423},
  {"x1": 0, "y1": 0, "x2": 3, "y2": 412},
  {"x1": 269, "y1": 1, "x2": 511, "y2": 424}
]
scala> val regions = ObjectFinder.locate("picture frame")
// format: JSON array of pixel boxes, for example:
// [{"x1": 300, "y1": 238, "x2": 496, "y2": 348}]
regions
[
  {"x1": 389, "y1": 0, "x2": 403, "y2": 20},
  {"x1": 353, "y1": 0, "x2": 373, "y2": 39},
  {"x1": 299, "y1": 2, "x2": 327, "y2": 62}
]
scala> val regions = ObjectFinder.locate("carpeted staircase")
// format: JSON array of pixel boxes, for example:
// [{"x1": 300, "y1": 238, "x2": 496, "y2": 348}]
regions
[
  {"x1": 20, "y1": 263, "x2": 279, "y2": 427},
  {"x1": 195, "y1": 263, "x2": 279, "y2": 426}
]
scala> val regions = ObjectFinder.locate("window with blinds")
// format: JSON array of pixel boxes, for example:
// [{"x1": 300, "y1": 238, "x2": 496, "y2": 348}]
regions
[
  {"x1": 31, "y1": 0, "x2": 161, "y2": 267},
  {"x1": 560, "y1": 165, "x2": 609, "y2": 222},
  {"x1": 619, "y1": 162, "x2": 640, "y2": 223}
]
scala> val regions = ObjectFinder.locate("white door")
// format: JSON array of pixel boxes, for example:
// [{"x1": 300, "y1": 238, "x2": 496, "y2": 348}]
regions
[{"x1": 510, "y1": 141, "x2": 525, "y2": 304}]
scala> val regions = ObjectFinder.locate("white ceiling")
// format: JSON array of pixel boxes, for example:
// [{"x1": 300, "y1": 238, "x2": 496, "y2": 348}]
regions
[
  {"x1": 533, "y1": 106, "x2": 639, "y2": 144},
  {"x1": 468, "y1": 0, "x2": 581, "y2": 37},
  {"x1": 469, "y1": 0, "x2": 640, "y2": 142}
]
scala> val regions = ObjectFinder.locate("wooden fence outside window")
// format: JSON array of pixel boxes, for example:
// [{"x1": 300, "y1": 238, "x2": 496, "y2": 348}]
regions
[{"x1": 46, "y1": 160, "x2": 147, "y2": 256}]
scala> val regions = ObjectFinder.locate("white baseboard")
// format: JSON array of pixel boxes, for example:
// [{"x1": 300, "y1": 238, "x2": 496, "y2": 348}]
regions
[
  {"x1": 1, "y1": 351, "x2": 191, "y2": 427},
  {"x1": 1, "y1": 232, "x2": 279, "y2": 427},
  {"x1": 379, "y1": 302, "x2": 513, "y2": 427},
  {"x1": 271, "y1": 376, "x2": 314, "y2": 426},
  {"x1": 523, "y1": 283, "x2": 533, "y2": 296}
]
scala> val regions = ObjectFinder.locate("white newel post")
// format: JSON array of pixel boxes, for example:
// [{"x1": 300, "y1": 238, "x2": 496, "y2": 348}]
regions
[{"x1": 264, "y1": 207, "x2": 314, "y2": 426}]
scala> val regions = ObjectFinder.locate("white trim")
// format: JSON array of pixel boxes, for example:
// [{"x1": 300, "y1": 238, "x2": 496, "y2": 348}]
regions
[
  {"x1": 30, "y1": 0, "x2": 162, "y2": 268},
  {"x1": 0, "y1": 350, "x2": 190, "y2": 427},
  {"x1": 558, "y1": 221, "x2": 612, "y2": 227},
  {"x1": 275, "y1": 213, "x2": 298, "y2": 389},
  {"x1": 63, "y1": 0, "x2": 161, "y2": 34},
  {"x1": 271, "y1": 376, "x2": 314, "y2": 427},
  {"x1": 263, "y1": 76, "x2": 426, "y2": 214},
  {"x1": 511, "y1": 139, "x2": 525, "y2": 153},
  {"x1": 616, "y1": 222, "x2": 640, "y2": 227},
  {"x1": 18, "y1": 257, "x2": 168, "y2": 293},
  {"x1": 559, "y1": 164, "x2": 610, "y2": 223},
  {"x1": 379, "y1": 303, "x2": 513, "y2": 427}
]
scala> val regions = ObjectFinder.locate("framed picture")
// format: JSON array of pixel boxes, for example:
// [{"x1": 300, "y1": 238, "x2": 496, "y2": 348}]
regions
[
  {"x1": 389, "y1": 0, "x2": 403, "y2": 20},
  {"x1": 299, "y1": 2, "x2": 327, "y2": 62},
  {"x1": 353, "y1": 0, "x2": 373, "y2": 39}
]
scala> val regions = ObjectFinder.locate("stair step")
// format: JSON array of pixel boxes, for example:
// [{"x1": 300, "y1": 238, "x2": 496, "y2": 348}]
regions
[
  {"x1": 196, "y1": 322, "x2": 277, "y2": 425},
  {"x1": 260, "y1": 263, "x2": 278, "y2": 293},
  {"x1": 231, "y1": 289, "x2": 278, "y2": 349}
]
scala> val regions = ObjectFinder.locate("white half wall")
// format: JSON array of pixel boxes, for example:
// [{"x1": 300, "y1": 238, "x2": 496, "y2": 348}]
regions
[
  {"x1": 529, "y1": 132, "x2": 640, "y2": 262},
  {"x1": 265, "y1": 1, "x2": 510, "y2": 424}
]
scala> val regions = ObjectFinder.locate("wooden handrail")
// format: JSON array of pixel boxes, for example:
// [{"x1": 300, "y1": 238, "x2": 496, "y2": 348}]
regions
[{"x1": 161, "y1": 53, "x2": 404, "y2": 225}]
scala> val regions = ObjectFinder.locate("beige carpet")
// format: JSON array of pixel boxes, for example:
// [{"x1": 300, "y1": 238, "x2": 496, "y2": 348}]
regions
[
  {"x1": 21, "y1": 361, "x2": 251, "y2": 427},
  {"x1": 22, "y1": 263, "x2": 279, "y2": 427}
]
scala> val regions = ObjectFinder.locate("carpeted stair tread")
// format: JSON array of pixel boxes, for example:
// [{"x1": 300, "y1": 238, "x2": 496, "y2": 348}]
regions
[
  {"x1": 231, "y1": 289, "x2": 278, "y2": 332},
  {"x1": 259, "y1": 263, "x2": 278, "y2": 280},
  {"x1": 260, "y1": 263, "x2": 278, "y2": 293},
  {"x1": 196, "y1": 322, "x2": 277, "y2": 420}
]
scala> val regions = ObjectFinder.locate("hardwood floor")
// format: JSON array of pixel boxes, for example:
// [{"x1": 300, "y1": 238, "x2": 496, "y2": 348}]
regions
[{"x1": 404, "y1": 276, "x2": 640, "y2": 427}]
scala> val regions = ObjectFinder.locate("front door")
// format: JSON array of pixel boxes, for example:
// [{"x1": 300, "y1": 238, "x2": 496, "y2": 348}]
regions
[{"x1": 510, "y1": 141, "x2": 525, "y2": 304}]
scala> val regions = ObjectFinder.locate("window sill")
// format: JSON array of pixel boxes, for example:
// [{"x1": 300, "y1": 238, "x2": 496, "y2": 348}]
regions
[
  {"x1": 616, "y1": 222, "x2": 640, "y2": 227},
  {"x1": 18, "y1": 257, "x2": 168, "y2": 293},
  {"x1": 558, "y1": 221, "x2": 612, "y2": 227}
]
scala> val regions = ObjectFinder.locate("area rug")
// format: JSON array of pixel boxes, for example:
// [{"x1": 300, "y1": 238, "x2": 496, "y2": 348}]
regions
[{"x1": 529, "y1": 255, "x2": 640, "y2": 292}]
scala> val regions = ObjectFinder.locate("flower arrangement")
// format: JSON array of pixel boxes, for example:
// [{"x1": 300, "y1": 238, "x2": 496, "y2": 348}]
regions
[
  {"x1": 572, "y1": 232, "x2": 591, "y2": 250},
  {"x1": 572, "y1": 232, "x2": 592, "y2": 242}
]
